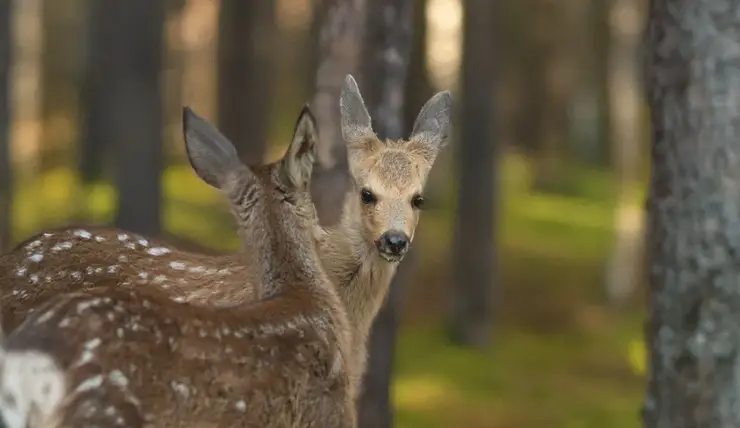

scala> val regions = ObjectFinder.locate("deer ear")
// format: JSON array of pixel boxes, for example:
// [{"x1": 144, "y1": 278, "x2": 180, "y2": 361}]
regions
[
  {"x1": 409, "y1": 91, "x2": 453, "y2": 161},
  {"x1": 182, "y1": 106, "x2": 243, "y2": 190},
  {"x1": 281, "y1": 104, "x2": 318, "y2": 189},
  {"x1": 340, "y1": 74, "x2": 374, "y2": 143}
]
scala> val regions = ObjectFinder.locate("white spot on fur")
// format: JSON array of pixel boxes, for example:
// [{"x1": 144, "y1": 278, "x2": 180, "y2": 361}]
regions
[
  {"x1": 51, "y1": 242, "x2": 73, "y2": 252},
  {"x1": 73, "y1": 230, "x2": 93, "y2": 240},
  {"x1": 117, "y1": 233, "x2": 129, "y2": 241},
  {"x1": 147, "y1": 247, "x2": 170, "y2": 256},
  {"x1": 170, "y1": 381, "x2": 190, "y2": 399},
  {"x1": 152, "y1": 275, "x2": 167, "y2": 283},
  {"x1": 137, "y1": 239, "x2": 149, "y2": 247},
  {"x1": 118, "y1": 255, "x2": 128, "y2": 263},
  {"x1": 14, "y1": 266, "x2": 27, "y2": 277},
  {"x1": 138, "y1": 272, "x2": 148, "y2": 280},
  {"x1": 217, "y1": 269, "x2": 230, "y2": 275},
  {"x1": 85, "y1": 267, "x2": 95, "y2": 275},
  {"x1": 42, "y1": 233, "x2": 53, "y2": 238},
  {"x1": 0, "y1": 351, "x2": 66, "y2": 428},
  {"x1": 107, "y1": 265, "x2": 120, "y2": 274},
  {"x1": 72, "y1": 338, "x2": 102, "y2": 367},
  {"x1": 95, "y1": 267, "x2": 103, "y2": 274},
  {"x1": 173, "y1": 296, "x2": 185, "y2": 303},
  {"x1": 24, "y1": 240, "x2": 42, "y2": 250},
  {"x1": 124, "y1": 242, "x2": 136, "y2": 250},
  {"x1": 70, "y1": 271, "x2": 82, "y2": 280},
  {"x1": 235, "y1": 400, "x2": 247, "y2": 412},
  {"x1": 108, "y1": 370, "x2": 129, "y2": 387},
  {"x1": 116, "y1": 328, "x2": 124, "y2": 338},
  {"x1": 28, "y1": 253, "x2": 43, "y2": 263},
  {"x1": 29, "y1": 274, "x2": 39, "y2": 285},
  {"x1": 188, "y1": 266, "x2": 206, "y2": 273},
  {"x1": 95, "y1": 235, "x2": 106, "y2": 242},
  {"x1": 74, "y1": 374, "x2": 104, "y2": 393},
  {"x1": 169, "y1": 261, "x2": 186, "y2": 270}
]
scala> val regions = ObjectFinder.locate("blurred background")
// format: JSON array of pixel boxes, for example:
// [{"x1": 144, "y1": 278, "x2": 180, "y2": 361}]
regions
[{"x1": 0, "y1": 0, "x2": 650, "y2": 427}]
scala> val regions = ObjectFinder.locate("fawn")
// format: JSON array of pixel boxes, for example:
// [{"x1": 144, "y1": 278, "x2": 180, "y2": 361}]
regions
[
  {"x1": 0, "y1": 106, "x2": 354, "y2": 428},
  {"x1": 0, "y1": 75, "x2": 452, "y2": 399}
]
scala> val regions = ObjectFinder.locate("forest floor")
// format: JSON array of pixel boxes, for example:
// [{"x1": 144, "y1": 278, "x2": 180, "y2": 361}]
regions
[{"x1": 10, "y1": 154, "x2": 647, "y2": 428}]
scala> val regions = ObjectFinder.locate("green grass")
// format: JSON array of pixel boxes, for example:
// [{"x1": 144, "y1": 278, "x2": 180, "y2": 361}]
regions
[{"x1": 7, "y1": 153, "x2": 648, "y2": 428}]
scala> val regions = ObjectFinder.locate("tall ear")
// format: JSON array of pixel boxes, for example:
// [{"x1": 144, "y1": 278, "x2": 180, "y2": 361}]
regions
[
  {"x1": 340, "y1": 74, "x2": 374, "y2": 143},
  {"x1": 409, "y1": 91, "x2": 453, "y2": 162},
  {"x1": 182, "y1": 106, "x2": 242, "y2": 190},
  {"x1": 281, "y1": 104, "x2": 318, "y2": 189}
]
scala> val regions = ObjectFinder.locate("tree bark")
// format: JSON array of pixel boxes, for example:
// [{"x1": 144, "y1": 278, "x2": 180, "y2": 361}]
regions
[
  {"x1": 309, "y1": 0, "x2": 366, "y2": 227},
  {"x1": 217, "y1": 0, "x2": 274, "y2": 164},
  {"x1": 0, "y1": 0, "x2": 12, "y2": 250},
  {"x1": 448, "y1": 0, "x2": 496, "y2": 348},
  {"x1": 356, "y1": 2, "x2": 414, "y2": 428},
  {"x1": 604, "y1": 0, "x2": 645, "y2": 307},
  {"x1": 644, "y1": 1, "x2": 740, "y2": 427},
  {"x1": 85, "y1": 0, "x2": 164, "y2": 236}
]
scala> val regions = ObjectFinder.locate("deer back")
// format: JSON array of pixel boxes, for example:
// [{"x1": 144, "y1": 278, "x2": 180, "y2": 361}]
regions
[{"x1": 0, "y1": 106, "x2": 354, "y2": 428}]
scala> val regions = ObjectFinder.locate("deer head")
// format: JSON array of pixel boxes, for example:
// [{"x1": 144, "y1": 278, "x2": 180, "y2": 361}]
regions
[
  {"x1": 183, "y1": 104, "x2": 320, "y2": 294},
  {"x1": 339, "y1": 74, "x2": 452, "y2": 262}
]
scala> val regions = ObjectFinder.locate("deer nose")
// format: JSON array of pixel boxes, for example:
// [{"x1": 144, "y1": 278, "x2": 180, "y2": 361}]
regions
[{"x1": 377, "y1": 231, "x2": 409, "y2": 258}]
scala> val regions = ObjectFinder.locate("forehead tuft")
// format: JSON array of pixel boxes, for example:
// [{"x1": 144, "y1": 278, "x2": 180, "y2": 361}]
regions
[{"x1": 367, "y1": 148, "x2": 426, "y2": 193}]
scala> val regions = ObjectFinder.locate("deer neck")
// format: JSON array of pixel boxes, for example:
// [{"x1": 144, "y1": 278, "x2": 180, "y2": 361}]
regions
[
  {"x1": 319, "y1": 193, "x2": 398, "y2": 349},
  {"x1": 239, "y1": 201, "x2": 329, "y2": 301}
]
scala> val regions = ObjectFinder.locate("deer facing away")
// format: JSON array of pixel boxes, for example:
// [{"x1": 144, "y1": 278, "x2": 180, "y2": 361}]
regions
[
  {"x1": 0, "y1": 75, "x2": 453, "y2": 400},
  {"x1": 0, "y1": 106, "x2": 355, "y2": 428}
]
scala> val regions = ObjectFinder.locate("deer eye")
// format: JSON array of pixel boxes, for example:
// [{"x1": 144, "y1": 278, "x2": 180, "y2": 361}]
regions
[
  {"x1": 360, "y1": 188, "x2": 376, "y2": 205},
  {"x1": 411, "y1": 194, "x2": 425, "y2": 210}
]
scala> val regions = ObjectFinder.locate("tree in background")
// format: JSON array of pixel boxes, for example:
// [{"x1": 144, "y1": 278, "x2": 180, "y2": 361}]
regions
[
  {"x1": 645, "y1": 1, "x2": 740, "y2": 426},
  {"x1": 449, "y1": 0, "x2": 496, "y2": 347},
  {"x1": 0, "y1": 0, "x2": 11, "y2": 249},
  {"x1": 604, "y1": 0, "x2": 646, "y2": 306},
  {"x1": 84, "y1": 0, "x2": 164, "y2": 236},
  {"x1": 357, "y1": 2, "x2": 414, "y2": 428},
  {"x1": 309, "y1": 0, "x2": 366, "y2": 227},
  {"x1": 217, "y1": 0, "x2": 274, "y2": 164}
]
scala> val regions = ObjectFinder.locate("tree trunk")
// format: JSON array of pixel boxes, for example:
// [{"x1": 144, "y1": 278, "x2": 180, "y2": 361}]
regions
[
  {"x1": 644, "y1": 1, "x2": 740, "y2": 427},
  {"x1": 0, "y1": 0, "x2": 12, "y2": 249},
  {"x1": 604, "y1": 0, "x2": 645, "y2": 307},
  {"x1": 217, "y1": 0, "x2": 274, "y2": 164},
  {"x1": 86, "y1": 0, "x2": 164, "y2": 236},
  {"x1": 356, "y1": 3, "x2": 414, "y2": 428},
  {"x1": 404, "y1": 0, "x2": 433, "y2": 133},
  {"x1": 309, "y1": 0, "x2": 366, "y2": 227},
  {"x1": 448, "y1": 0, "x2": 496, "y2": 348}
]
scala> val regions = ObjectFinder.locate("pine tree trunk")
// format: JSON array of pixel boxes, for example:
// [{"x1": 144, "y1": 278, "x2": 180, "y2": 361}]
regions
[
  {"x1": 217, "y1": 0, "x2": 274, "y2": 164},
  {"x1": 309, "y1": 0, "x2": 366, "y2": 227},
  {"x1": 356, "y1": 2, "x2": 414, "y2": 426},
  {"x1": 85, "y1": 0, "x2": 164, "y2": 236},
  {"x1": 644, "y1": 1, "x2": 740, "y2": 426},
  {"x1": 0, "y1": 0, "x2": 12, "y2": 249},
  {"x1": 449, "y1": 0, "x2": 496, "y2": 348}
]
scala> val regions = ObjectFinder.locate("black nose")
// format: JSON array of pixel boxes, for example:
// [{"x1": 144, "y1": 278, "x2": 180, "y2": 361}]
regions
[{"x1": 378, "y1": 231, "x2": 409, "y2": 256}]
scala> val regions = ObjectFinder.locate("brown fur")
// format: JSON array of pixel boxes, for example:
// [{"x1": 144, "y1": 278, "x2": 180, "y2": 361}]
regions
[
  {"x1": 0, "y1": 75, "x2": 452, "y2": 401},
  {"x1": 0, "y1": 106, "x2": 354, "y2": 428}
]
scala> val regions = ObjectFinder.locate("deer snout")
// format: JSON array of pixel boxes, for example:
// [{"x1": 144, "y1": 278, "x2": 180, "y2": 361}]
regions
[{"x1": 376, "y1": 230, "x2": 409, "y2": 260}]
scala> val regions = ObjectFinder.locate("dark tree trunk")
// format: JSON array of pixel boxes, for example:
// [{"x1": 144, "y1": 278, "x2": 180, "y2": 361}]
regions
[
  {"x1": 309, "y1": 0, "x2": 366, "y2": 227},
  {"x1": 448, "y1": 0, "x2": 496, "y2": 348},
  {"x1": 644, "y1": 1, "x2": 740, "y2": 427},
  {"x1": 0, "y1": 0, "x2": 12, "y2": 250},
  {"x1": 403, "y1": 0, "x2": 433, "y2": 134},
  {"x1": 357, "y1": 2, "x2": 414, "y2": 428},
  {"x1": 85, "y1": 0, "x2": 164, "y2": 236},
  {"x1": 217, "y1": 0, "x2": 274, "y2": 164}
]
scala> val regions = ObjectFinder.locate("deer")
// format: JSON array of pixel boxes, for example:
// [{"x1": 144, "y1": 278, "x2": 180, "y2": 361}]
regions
[
  {"x1": 0, "y1": 104, "x2": 355, "y2": 428},
  {"x1": 0, "y1": 75, "x2": 453, "y2": 401}
]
